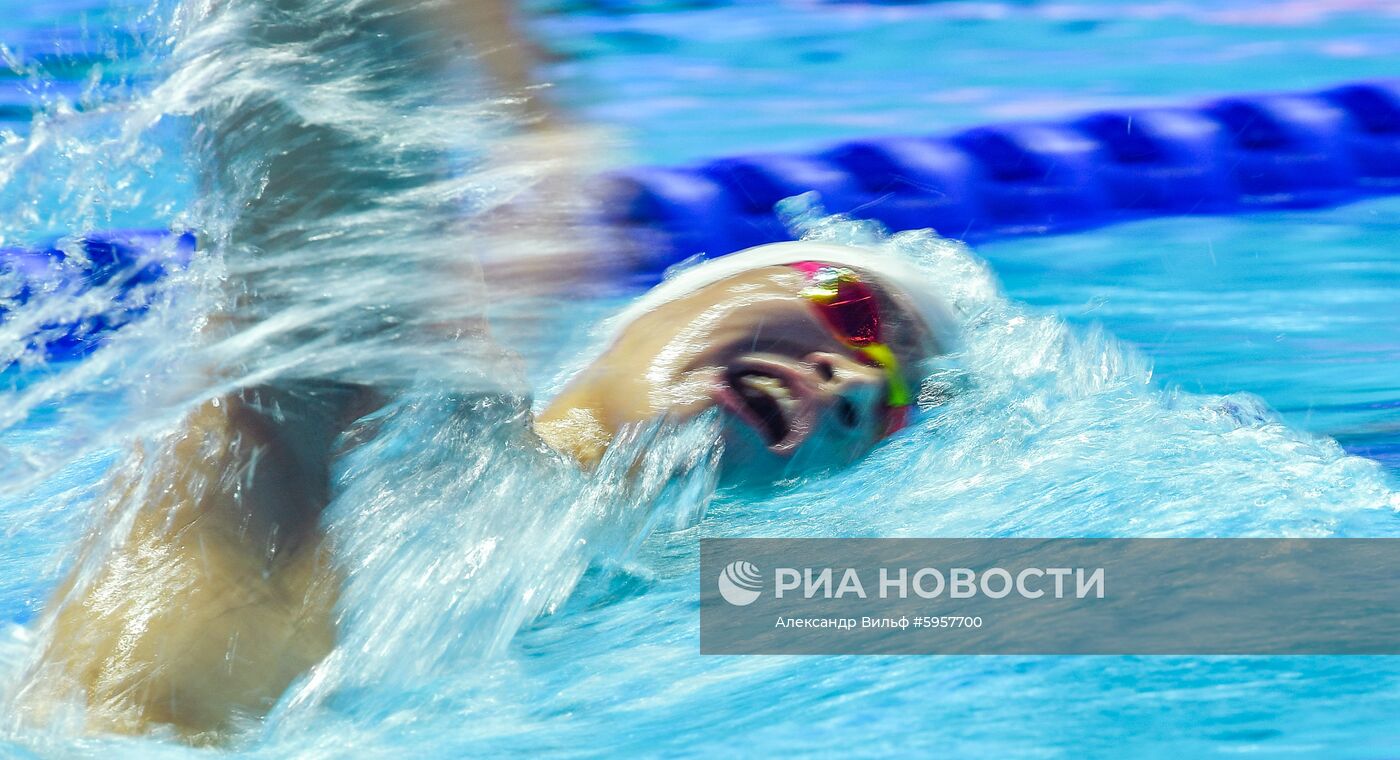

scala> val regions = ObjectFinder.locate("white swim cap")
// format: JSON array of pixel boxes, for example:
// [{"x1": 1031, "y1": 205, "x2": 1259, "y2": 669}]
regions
[{"x1": 606, "y1": 241, "x2": 961, "y2": 357}]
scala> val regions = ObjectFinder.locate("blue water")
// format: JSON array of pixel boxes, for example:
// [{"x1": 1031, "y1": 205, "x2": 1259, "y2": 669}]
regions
[
  {"x1": 980, "y1": 198, "x2": 1400, "y2": 474},
  {"x1": 535, "y1": 0, "x2": 1400, "y2": 164},
  {"x1": 2, "y1": 1, "x2": 1400, "y2": 757}
]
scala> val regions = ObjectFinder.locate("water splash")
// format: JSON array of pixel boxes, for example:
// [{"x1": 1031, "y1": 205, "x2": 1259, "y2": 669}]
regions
[
  {"x1": 0, "y1": 0, "x2": 627, "y2": 749},
  {"x1": 0, "y1": 1, "x2": 1397, "y2": 756}
]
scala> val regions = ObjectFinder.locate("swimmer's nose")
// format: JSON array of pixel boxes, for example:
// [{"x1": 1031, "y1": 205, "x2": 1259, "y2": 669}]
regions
[{"x1": 805, "y1": 352, "x2": 886, "y2": 433}]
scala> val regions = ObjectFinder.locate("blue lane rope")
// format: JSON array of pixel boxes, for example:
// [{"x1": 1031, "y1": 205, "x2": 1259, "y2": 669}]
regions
[
  {"x1": 608, "y1": 80, "x2": 1400, "y2": 274},
  {"x1": 2, "y1": 80, "x2": 1398, "y2": 359},
  {"x1": 0, "y1": 230, "x2": 195, "y2": 361}
]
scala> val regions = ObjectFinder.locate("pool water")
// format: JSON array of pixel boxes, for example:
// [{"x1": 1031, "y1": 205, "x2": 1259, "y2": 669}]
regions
[
  {"x1": 535, "y1": 0, "x2": 1400, "y2": 164},
  {"x1": 2, "y1": 1, "x2": 1400, "y2": 757},
  {"x1": 980, "y1": 198, "x2": 1400, "y2": 474}
]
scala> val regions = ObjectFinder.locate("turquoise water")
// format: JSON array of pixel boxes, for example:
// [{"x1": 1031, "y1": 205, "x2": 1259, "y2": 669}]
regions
[
  {"x1": 536, "y1": 0, "x2": 1400, "y2": 164},
  {"x1": 1, "y1": 1, "x2": 1399, "y2": 757},
  {"x1": 980, "y1": 198, "x2": 1400, "y2": 474}
]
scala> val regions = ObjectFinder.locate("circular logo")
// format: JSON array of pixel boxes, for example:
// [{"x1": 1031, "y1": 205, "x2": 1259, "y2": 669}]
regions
[{"x1": 717, "y1": 560, "x2": 762, "y2": 606}]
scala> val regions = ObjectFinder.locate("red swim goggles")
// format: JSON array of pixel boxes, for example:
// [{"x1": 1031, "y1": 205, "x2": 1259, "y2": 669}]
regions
[{"x1": 790, "y1": 261, "x2": 913, "y2": 435}]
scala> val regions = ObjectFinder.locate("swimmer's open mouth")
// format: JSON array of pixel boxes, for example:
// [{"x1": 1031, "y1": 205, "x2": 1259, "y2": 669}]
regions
[{"x1": 714, "y1": 359, "x2": 816, "y2": 455}]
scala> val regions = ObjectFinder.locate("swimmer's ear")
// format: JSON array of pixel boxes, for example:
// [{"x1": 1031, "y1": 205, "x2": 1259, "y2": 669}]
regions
[
  {"x1": 872, "y1": 282, "x2": 949, "y2": 361},
  {"x1": 873, "y1": 270, "x2": 965, "y2": 358}
]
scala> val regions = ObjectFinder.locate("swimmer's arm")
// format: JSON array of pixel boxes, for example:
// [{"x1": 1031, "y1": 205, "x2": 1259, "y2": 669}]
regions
[
  {"x1": 440, "y1": 0, "x2": 554, "y2": 124},
  {"x1": 26, "y1": 386, "x2": 375, "y2": 738}
]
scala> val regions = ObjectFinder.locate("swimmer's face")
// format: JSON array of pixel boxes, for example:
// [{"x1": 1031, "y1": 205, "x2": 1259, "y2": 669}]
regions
[{"x1": 537, "y1": 265, "x2": 937, "y2": 478}]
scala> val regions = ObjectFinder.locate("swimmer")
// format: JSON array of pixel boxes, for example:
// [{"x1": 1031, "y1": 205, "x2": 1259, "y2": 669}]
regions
[
  {"x1": 17, "y1": 241, "x2": 955, "y2": 741},
  {"x1": 536, "y1": 243, "x2": 955, "y2": 473},
  {"x1": 11, "y1": 0, "x2": 957, "y2": 745}
]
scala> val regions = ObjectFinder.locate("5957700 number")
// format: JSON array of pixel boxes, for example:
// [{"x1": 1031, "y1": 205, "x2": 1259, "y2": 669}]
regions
[{"x1": 912, "y1": 616, "x2": 983, "y2": 629}]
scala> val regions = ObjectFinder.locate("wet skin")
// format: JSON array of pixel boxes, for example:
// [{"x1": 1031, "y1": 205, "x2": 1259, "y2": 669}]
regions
[
  {"x1": 9, "y1": 0, "x2": 955, "y2": 741},
  {"x1": 18, "y1": 0, "x2": 553, "y2": 737},
  {"x1": 535, "y1": 265, "x2": 932, "y2": 477},
  {"x1": 16, "y1": 0, "x2": 935, "y2": 738},
  {"x1": 20, "y1": 262, "x2": 934, "y2": 740}
]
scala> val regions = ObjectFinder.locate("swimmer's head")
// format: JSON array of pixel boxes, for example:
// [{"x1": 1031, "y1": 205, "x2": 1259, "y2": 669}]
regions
[{"x1": 535, "y1": 242, "x2": 957, "y2": 479}]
